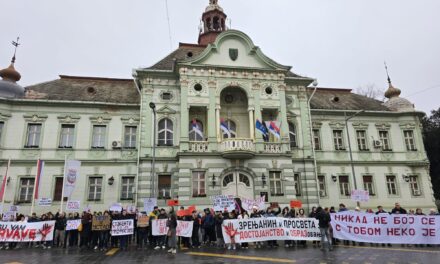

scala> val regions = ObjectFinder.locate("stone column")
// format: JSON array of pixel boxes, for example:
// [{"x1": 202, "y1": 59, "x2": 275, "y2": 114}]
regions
[
  {"x1": 248, "y1": 107, "x2": 255, "y2": 140},
  {"x1": 215, "y1": 106, "x2": 221, "y2": 142}
]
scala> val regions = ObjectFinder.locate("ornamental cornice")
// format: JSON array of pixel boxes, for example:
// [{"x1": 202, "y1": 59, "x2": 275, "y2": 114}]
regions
[
  {"x1": 23, "y1": 113, "x2": 48, "y2": 123},
  {"x1": 57, "y1": 115, "x2": 81, "y2": 123},
  {"x1": 352, "y1": 122, "x2": 369, "y2": 130},
  {"x1": 328, "y1": 122, "x2": 346, "y2": 129},
  {"x1": 89, "y1": 115, "x2": 112, "y2": 124},
  {"x1": 399, "y1": 122, "x2": 416, "y2": 129},
  {"x1": 312, "y1": 121, "x2": 323, "y2": 129},
  {"x1": 375, "y1": 122, "x2": 391, "y2": 130},
  {"x1": 121, "y1": 116, "x2": 140, "y2": 125},
  {"x1": 178, "y1": 66, "x2": 285, "y2": 81},
  {"x1": 0, "y1": 112, "x2": 11, "y2": 122}
]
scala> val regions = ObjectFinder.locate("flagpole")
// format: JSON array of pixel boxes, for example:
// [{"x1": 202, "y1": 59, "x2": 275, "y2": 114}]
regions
[
  {"x1": 60, "y1": 155, "x2": 67, "y2": 213},
  {"x1": 30, "y1": 158, "x2": 39, "y2": 215},
  {"x1": 0, "y1": 158, "x2": 11, "y2": 215}
]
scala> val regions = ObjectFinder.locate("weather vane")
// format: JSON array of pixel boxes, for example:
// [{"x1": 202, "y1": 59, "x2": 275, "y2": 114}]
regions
[{"x1": 11, "y1": 37, "x2": 20, "y2": 63}]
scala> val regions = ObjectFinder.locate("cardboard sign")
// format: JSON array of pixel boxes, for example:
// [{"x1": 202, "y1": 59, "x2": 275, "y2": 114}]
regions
[
  {"x1": 143, "y1": 198, "x2": 157, "y2": 213},
  {"x1": 111, "y1": 219, "x2": 134, "y2": 236},
  {"x1": 290, "y1": 200, "x2": 302, "y2": 208},
  {"x1": 38, "y1": 198, "x2": 52, "y2": 207},
  {"x1": 109, "y1": 203, "x2": 122, "y2": 212},
  {"x1": 66, "y1": 201, "x2": 81, "y2": 211},
  {"x1": 92, "y1": 215, "x2": 111, "y2": 231},
  {"x1": 66, "y1": 219, "x2": 81, "y2": 231},
  {"x1": 137, "y1": 215, "x2": 150, "y2": 227},
  {"x1": 167, "y1": 199, "x2": 179, "y2": 206}
]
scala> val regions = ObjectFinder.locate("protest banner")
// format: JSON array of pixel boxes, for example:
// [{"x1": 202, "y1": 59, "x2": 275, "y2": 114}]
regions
[
  {"x1": 92, "y1": 215, "x2": 111, "y2": 231},
  {"x1": 0, "y1": 220, "x2": 55, "y2": 242},
  {"x1": 111, "y1": 219, "x2": 134, "y2": 236},
  {"x1": 63, "y1": 160, "x2": 81, "y2": 198},
  {"x1": 109, "y1": 203, "x2": 122, "y2": 212},
  {"x1": 221, "y1": 217, "x2": 321, "y2": 243},
  {"x1": 143, "y1": 198, "x2": 157, "y2": 213},
  {"x1": 137, "y1": 215, "x2": 150, "y2": 227},
  {"x1": 290, "y1": 200, "x2": 302, "y2": 208},
  {"x1": 66, "y1": 219, "x2": 82, "y2": 231},
  {"x1": 350, "y1": 190, "x2": 369, "y2": 202},
  {"x1": 66, "y1": 201, "x2": 80, "y2": 211},
  {"x1": 241, "y1": 196, "x2": 266, "y2": 211},
  {"x1": 151, "y1": 219, "x2": 193, "y2": 238},
  {"x1": 212, "y1": 195, "x2": 236, "y2": 212},
  {"x1": 331, "y1": 212, "x2": 440, "y2": 244},
  {"x1": 9, "y1": 205, "x2": 19, "y2": 212},
  {"x1": 38, "y1": 198, "x2": 52, "y2": 207}
]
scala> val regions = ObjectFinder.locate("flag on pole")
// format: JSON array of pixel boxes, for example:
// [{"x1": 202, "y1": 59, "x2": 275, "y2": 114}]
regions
[
  {"x1": 255, "y1": 119, "x2": 269, "y2": 142},
  {"x1": 220, "y1": 118, "x2": 231, "y2": 138},
  {"x1": 34, "y1": 159, "x2": 44, "y2": 200},
  {"x1": 63, "y1": 160, "x2": 81, "y2": 198},
  {"x1": 0, "y1": 159, "x2": 11, "y2": 202},
  {"x1": 265, "y1": 121, "x2": 281, "y2": 139},
  {"x1": 191, "y1": 119, "x2": 204, "y2": 139}
]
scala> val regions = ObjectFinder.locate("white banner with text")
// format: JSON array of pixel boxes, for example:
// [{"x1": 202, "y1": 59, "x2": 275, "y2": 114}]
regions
[
  {"x1": 0, "y1": 221, "x2": 55, "y2": 242},
  {"x1": 151, "y1": 219, "x2": 194, "y2": 237}
]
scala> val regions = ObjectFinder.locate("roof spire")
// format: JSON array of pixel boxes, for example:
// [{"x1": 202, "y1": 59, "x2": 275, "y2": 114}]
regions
[
  {"x1": 383, "y1": 61, "x2": 401, "y2": 99},
  {"x1": 198, "y1": 0, "x2": 227, "y2": 45},
  {"x1": 11, "y1": 37, "x2": 20, "y2": 64}
]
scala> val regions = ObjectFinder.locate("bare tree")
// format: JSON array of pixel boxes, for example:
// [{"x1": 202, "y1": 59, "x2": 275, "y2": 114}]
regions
[{"x1": 356, "y1": 83, "x2": 385, "y2": 101}]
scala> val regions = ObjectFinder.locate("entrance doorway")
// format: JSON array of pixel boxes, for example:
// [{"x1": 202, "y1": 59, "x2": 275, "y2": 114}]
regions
[{"x1": 221, "y1": 172, "x2": 254, "y2": 199}]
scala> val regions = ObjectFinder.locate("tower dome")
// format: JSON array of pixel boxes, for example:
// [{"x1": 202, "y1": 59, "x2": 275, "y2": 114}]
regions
[
  {"x1": 0, "y1": 38, "x2": 24, "y2": 98},
  {"x1": 382, "y1": 67, "x2": 414, "y2": 112}
]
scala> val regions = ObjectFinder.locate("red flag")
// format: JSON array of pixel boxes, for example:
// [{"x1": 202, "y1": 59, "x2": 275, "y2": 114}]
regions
[{"x1": 34, "y1": 160, "x2": 44, "y2": 200}]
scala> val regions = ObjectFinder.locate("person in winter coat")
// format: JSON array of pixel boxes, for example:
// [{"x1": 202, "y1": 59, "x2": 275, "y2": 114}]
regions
[
  {"x1": 203, "y1": 209, "x2": 216, "y2": 246},
  {"x1": 250, "y1": 206, "x2": 263, "y2": 248},
  {"x1": 54, "y1": 212, "x2": 67, "y2": 248},
  {"x1": 191, "y1": 210, "x2": 201, "y2": 248},
  {"x1": 315, "y1": 207, "x2": 332, "y2": 251},
  {"x1": 154, "y1": 209, "x2": 168, "y2": 250},
  {"x1": 167, "y1": 208, "x2": 178, "y2": 254},
  {"x1": 214, "y1": 211, "x2": 225, "y2": 248}
]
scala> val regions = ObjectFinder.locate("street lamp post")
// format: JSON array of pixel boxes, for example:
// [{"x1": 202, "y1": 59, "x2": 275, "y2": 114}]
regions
[
  {"x1": 149, "y1": 102, "x2": 157, "y2": 198},
  {"x1": 344, "y1": 110, "x2": 365, "y2": 208}
]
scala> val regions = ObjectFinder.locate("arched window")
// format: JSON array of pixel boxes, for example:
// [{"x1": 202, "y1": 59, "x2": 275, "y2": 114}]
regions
[
  {"x1": 158, "y1": 118, "x2": 173, "y2": 146},
  {"x1": 189, "y1": 120, "x2": 205, "y2": 141},
  {"x1": 222, "y1": 174, "x2": 233, "y2": 187},
  {"x1": 239, "y1": 174, "x2": 250, "y2": 187},
  {"x1": 222, "y1": 119, "x2": 237, "y2": 139},
  {"x1": 288, "y1": 122, "x2": 297, "y2": 147}
]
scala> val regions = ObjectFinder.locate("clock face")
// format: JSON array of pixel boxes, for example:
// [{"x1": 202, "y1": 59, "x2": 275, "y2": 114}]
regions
[{"x1": 225, "y1": 94, "x2": 234, "y2": 103}]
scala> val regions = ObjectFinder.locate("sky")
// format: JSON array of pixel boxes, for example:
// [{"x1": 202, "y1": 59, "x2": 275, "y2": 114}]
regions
[{"x1": 1, "y1": 0, "x2": 439, "y2": 114}]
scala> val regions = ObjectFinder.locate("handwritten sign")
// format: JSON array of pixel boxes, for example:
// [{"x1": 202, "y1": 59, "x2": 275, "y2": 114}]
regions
[
  {"x1": 351, "y1": 189, "x2": 369, "y2": 202},
  {"x1": 66, "y1": 201, "x2": 80, "y2": 211},
  {"x1": 143, "y1": 198, "x2": 157, "y2": 213},
  {"x1": 66, "y1": 219, "x2": 81, "y2": 231},
  {"x1": 92, "y1": 215, "x2": 111, "y2": 231},
  {"x1": 212, "y1": 195, "x2": 235, "y2": 212},
  {"x1": 38, "y1": 198, "x2": 52, "y2": 207},
  {"x1": 111, "y1": 219, "x2": 134, "y2": 236}
]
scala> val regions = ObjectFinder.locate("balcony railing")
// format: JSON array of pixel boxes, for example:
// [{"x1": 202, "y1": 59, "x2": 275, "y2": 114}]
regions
[
  {"x1": 220, "y1": 138, "x2": 255, "y2": 152},
  {"x1": 189, "y1": 141, "x2": 209, "y2": 152},
  {"x1": 264, "y1": 142, "x2": 283, "y2": 153}
]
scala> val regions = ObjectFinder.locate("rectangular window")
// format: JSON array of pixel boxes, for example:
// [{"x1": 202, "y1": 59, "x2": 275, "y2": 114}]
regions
[
  {"x1": 91, "y1": 125, "x2": 106, "y2": 148},
  {"x1": 386, "y1": 175, "x2": 398, "y2": 195},
  {"x1": 158, "y1": 174, "x2": 171, "y2": 199},
  {"x1": 124, "y1": 126, "x2": 137, "y2": 149},
  {"x1": 333, "y1": 130, "x2": 344, "y2": 150},
  {"x1": 356, "y1": 130, "x2": 368, "y2": 151},
  {"x1": 409, "y1": 175, "x2": 421, "y2": 196},
  {"x1": 19, "y1": 178, "x2": 34, "y2": 203},
  {"x1": 121, "y1": 176, "x2": 135, "y2": 200},
  {"x1": 403, "y1": 130, "x2": 416, "y2": 151},
  {"x1": 294, "y1": 173, "x2": 301, "y2": 196},
  {"x1": 25, "y1": 123, "x2": 42, "y2": 148},
  {"x1": 88, "y1": 177, "x2": 102, "y2": 201},
  {"x1": 362, "y1": 175, "x2": 375, "y2": 195},
  {"x1": 192, "y1": 171, "x2": 206, "y2": 197},
  {"x1": 379, "y1": 130, "x2": 391, "y2": 151},
  {"x1": 270, "y1": 171, "x2": 283, "y2": 196},
  {"x1": 59, "y1": 124, "x2": 75, "y2": 148},
  {"x1": 318, "y1": 175, "x2": 327, "y2": 197},
  {"x1": 313, "y1": 129, "x2": 321, "y2": 150},
  {"x1": 338, "y1": 175, "x2": 350, "y2": 196},
  {"x1": 0, "y1": 122, "x2": 4, "y2": 144},
  {"x1": 53, "y1": 177, "x2": 64, "y2": 201}
]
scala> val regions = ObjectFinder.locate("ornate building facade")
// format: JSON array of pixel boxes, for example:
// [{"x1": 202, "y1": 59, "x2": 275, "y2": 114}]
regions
[{"x1": 0, "y1": 1, "x2": 434, "y2": 213}]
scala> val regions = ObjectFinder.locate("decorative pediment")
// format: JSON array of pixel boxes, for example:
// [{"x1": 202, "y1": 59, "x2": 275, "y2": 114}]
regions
[
  {"x1": 352, "y1": 122, "x2": 369, "y2": 130},
  {"x1": 121, "y1": 116, "x2": 140, "y2": 125},
  {"x1": 329, "y1": 122, "x2": 346, "y2": 129},
  {"x1": 23, "y1": 113, "x2": 48, "y2": 122},
  {"x1": 89, "y1": 115, "x2": 112, "y2": 124},
  {"x1": 312, "y1": 122, "x2": 323, "y2": 129},
  {"x1": 156, "y1": 105, "x2": 177, "y2": 115},
  {"x1": 375, "y1": 122, "x2": 391, "y2": 130},
  {"x1": 180, "y1": 30, "x2": 292, "y2": 72},
  {"x1": 57, "y1": 115, "x2": 80, "y2": 123}
]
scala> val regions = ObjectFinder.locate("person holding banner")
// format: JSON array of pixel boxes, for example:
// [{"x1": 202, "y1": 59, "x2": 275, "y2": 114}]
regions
[
  {"x1": 315, "y1": 207, "x2": 333, "y2": 251},
  {"x1": 54, "y1": 212, "x2": 67, "y2": 248},
  {"x1": 154, "y1": 209, "x2": 168, "y2": 250}
]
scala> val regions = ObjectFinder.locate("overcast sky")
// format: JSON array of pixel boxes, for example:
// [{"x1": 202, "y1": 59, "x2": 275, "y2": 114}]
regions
[{"x1": 1, "y1": 0, "x2": 439, "y2": 114}]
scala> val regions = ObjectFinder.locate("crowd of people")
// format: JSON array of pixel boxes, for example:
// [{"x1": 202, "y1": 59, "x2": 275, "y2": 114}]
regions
[{"x1": 0, "y1": 202, "x2": 438, "y2": 253}]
